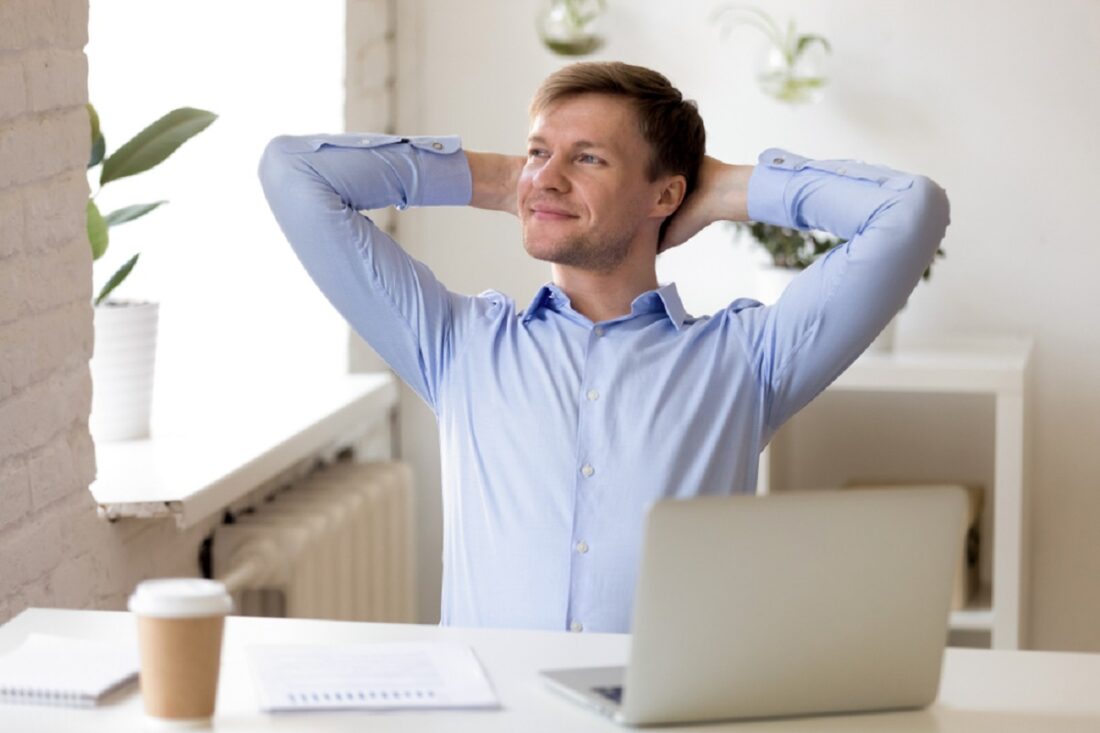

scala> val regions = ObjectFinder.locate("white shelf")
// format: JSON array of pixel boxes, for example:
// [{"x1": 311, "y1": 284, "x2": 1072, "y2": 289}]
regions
[
  {"x1": 834, "y1": 336, "x2": 1031, "y2": 395},
  {"x1": 89, "y1": 372, "x2": 399, "y2": 529},
  {"x1": 760, "y1": 335, "x2": 1033, "y2": 649},
  {"x1": 951, "y1": 585, "x2": 994, "y2": 633}
]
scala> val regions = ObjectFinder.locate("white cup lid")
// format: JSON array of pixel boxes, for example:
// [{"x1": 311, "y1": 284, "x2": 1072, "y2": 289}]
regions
[{"x1": 128, "y1": 578, "x2": 233, "y2": 618}]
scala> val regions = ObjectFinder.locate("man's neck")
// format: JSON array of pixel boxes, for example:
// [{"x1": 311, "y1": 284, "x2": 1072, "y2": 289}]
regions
[{"x1": 551, "y1": 260, "x2": 660, "y2": 324}]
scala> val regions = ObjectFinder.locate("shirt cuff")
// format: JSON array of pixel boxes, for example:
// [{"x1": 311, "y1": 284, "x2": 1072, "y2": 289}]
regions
[
  {"x1": 401, "y1": 135, "x2": 472, "y2": 208},
  {"x1": 746, "y1": 147, "x2": 806, "y2": 229}
]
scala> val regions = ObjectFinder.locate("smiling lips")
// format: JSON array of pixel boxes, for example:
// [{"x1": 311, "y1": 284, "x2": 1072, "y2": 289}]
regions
[{"x1": 527, "y1": 203, "x2": 579, "y2": 221}]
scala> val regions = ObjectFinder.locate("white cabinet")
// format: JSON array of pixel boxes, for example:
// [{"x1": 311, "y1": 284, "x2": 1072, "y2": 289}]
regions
[{"x1": 758, "y1": 337, "x2": 1033, "y2": 649}]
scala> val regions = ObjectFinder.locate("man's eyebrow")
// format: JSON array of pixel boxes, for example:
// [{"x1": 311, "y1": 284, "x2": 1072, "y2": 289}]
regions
[{"x1": 526, "y1": 135, "x2": 613, "y2": 152}]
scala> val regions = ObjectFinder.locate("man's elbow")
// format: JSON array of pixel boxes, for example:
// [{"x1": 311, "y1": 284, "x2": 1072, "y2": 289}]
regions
[
  {"x1": 257, "y1": 135, "x2": 294, "y2": 188},
  {"x1": 910, "y1": 175, "x2": 951, "y2": 244}
]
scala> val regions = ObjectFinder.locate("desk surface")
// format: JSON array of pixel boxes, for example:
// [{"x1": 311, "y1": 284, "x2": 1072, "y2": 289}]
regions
[{"x1": 1, "y1": 608, "x2": 1098, "y2": 732}]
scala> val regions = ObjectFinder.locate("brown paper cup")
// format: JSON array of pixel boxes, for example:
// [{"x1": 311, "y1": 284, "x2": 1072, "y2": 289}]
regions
[
  {"x1": 129, "y1": 578, "x2": 233, "y2": 723},
  {"x1": 136, "y1": 614, "x2": 225, "y2": 720}
]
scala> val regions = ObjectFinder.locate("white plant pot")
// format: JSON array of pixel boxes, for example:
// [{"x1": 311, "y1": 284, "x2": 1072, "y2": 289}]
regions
[
  {"x1": 89, "y1": 301, "x2": 159, "y2": 441},
  {"x1": 755, "y1": 265, "x2": 800, "y2": 305}
]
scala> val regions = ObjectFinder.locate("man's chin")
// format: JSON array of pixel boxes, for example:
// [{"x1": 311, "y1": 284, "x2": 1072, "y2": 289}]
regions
[{"x1": 521, "y1": 236, "x2": 570, "y2": 265}]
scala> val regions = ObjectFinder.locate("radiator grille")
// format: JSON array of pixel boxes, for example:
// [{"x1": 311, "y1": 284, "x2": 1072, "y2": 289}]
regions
[{"x1": 212, "y1": 460, "x2": 415, "y2": 622}]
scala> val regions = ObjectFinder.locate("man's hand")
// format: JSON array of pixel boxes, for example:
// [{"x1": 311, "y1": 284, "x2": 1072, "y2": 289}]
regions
[
  {"x1": 659, "y1": 156, "x2": 754, "y2": 253},
  {"x1": 465, "y1": 151, "x2": 525, "y2": 215}
]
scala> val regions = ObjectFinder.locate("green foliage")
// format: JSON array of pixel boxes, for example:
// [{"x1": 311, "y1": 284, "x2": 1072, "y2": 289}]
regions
[
  {"x1": 85, "y1": 104, "x2": 217, "y2": 305},
  {"x1": 734, "y1": 221, "x2": 842, "y2": 269},
  {"x1": 732, "y1": 222, "x2": 945, "y2": 281},
  {"x1": 95, "y1": 253, "x2": 139, "y2": 307}
]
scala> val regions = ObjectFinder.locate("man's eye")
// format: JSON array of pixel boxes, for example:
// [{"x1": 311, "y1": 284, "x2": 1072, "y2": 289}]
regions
[
  {"x1": 578, "y1": 154, "x2": 602, "y2": 164},
  {"x1": 528, "y1": 148, "x2": 547, "y2": 158}
]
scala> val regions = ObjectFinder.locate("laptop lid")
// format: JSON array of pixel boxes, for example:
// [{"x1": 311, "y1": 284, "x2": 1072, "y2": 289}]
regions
[{"x1": 620, "y1": 487, "x2": 966, "y2": 726}]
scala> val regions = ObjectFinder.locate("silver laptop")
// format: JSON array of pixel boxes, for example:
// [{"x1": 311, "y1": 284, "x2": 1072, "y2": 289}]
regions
[{"x1": 541, "y1": 487, "x2": 966, "y2": 727}]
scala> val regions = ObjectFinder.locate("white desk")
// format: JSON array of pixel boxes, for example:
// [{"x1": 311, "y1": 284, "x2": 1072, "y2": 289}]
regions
[{"x1": 2, "y1": 608, "x2": 1098, "y2": 732}]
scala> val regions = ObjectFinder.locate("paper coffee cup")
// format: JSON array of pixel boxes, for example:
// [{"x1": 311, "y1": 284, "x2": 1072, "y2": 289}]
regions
[{"x1": 129, "y1": 578, "x2": 233, "y2": 723}]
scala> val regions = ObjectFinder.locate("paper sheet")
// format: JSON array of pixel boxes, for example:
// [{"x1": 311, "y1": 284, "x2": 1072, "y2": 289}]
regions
[{"x1": 246, "y1": 640, "x2": 499, "y2": 712}]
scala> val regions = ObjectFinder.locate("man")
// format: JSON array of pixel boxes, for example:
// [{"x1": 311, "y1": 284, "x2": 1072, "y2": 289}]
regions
[{"x1": 258, "y1": 62, "x2": 950, "y2": 634}]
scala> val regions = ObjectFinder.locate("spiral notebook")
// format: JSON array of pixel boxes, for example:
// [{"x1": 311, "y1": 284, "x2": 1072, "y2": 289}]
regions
[
  {"x1": 246, "y1": 641, "x2": 499, "y2": 712},
  {"x1": 0, "y1": 633, "x2": 139, "y2": 708}
]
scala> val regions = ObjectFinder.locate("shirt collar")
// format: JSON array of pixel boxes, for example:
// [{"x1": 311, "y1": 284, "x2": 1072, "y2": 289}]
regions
[{"x1": 521, "y1": 282, "x2": 690, "y2": 330}]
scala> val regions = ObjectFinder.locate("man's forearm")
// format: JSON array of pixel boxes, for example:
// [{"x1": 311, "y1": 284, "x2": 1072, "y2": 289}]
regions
[
  {"x1": 465, "y1": 150, "x2": 524, "y2": 214},
  {"x1": 660, "y1": 157, "x2": 754, "y2": 250}
]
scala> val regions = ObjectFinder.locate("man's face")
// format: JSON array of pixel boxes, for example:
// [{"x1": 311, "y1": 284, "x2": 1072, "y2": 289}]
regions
[{"x1": 518, "y1": 93, "x2": 668, "y2": 273}]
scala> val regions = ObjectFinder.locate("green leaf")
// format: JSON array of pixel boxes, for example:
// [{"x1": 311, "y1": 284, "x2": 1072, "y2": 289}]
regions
[
  {"x1": 795, "y1": 34, "x2": 832, "y2": 59},
  {"x1": 104, "y1": 201, "x2": 168, "y2": 227},
  {"x1": 100, "y1": 107, "x2": 217, "y2": 185},
  {"x1": 95, "y1": 253, "x2": 139, "y2": 306},
  {"x1": 87, "y1": 199, "x2": 109, "y2": 260},
  {"x1": 87, "y1": 103, "x2": 105, "y2": 169}
]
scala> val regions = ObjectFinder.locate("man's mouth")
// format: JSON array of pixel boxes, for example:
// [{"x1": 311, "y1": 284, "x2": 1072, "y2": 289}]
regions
[{"x1": 528, "y1": 203, "x2": 579, "y2": 221}]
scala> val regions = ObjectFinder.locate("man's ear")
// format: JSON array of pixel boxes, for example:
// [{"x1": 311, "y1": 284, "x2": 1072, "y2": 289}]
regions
[{"x1": 653, "y1": 175, "x2": 687, "y2": 219}]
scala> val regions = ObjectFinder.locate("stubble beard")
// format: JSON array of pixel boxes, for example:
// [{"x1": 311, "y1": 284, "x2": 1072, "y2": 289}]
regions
[{"x1": 522, "y1": 226, "x2": 634, "y2": 274}]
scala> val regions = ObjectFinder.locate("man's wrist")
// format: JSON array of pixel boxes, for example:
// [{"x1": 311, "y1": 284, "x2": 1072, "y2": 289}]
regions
[
  {"x1": 712, "y1": 161, "x2": 753, "y2": 223},
  {"x1": 465, "y1": 150, "x2": 523, "y2": 215}
]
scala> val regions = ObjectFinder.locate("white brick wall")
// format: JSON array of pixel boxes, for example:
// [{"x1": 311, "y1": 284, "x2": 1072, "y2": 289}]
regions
[{"x1": 0, "y1": 0, "x2": 221, "y2": 624}]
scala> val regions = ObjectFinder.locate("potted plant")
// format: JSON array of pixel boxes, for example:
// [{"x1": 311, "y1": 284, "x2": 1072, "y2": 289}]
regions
[
  {"x1": 712, "y1": 3, "x2": 831, "y2": 104},
  {"x1": 86, "y1": 104, "x2": 216, "y2": 441},
  {"x1": 537, "y1": 0, "x2": 607, "y2": 56},
  {"x1": 731, "y1": 222, "x2": 945, "y2": 351}
]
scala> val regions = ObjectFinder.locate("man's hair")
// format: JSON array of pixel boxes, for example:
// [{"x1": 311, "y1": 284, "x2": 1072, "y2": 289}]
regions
[{"x1": 530, "y1": 61, "x2": 706, "y2": 229}]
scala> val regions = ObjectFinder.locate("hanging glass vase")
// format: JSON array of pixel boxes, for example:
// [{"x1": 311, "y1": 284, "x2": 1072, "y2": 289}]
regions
[
  {"x1": 755, "y1": 39, "x2": 829, "y2": 104},
  {"x1": 537, "y1": 0, "x2": 607, "y2": 56}
]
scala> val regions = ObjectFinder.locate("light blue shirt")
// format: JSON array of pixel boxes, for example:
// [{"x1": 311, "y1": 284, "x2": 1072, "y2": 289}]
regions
[{"x1": 258, "y1": 133, "x2": 950, "y2": 633}]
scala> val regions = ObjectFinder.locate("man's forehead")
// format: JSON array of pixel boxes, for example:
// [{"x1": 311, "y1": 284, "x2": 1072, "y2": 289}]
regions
[{"x1": 527, "y1": 94, "x2": 642, "y2": 149}]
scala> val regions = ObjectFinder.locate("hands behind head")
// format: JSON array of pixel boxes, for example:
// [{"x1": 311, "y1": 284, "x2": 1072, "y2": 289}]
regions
[{"x1": 658, "y1": 157, "x2": 753, "y2": 254}]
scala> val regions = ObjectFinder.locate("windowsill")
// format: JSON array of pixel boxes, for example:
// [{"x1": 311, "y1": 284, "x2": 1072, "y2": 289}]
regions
[{"x1": 89, "y1": 372, "x2": 398, "y2": 529}]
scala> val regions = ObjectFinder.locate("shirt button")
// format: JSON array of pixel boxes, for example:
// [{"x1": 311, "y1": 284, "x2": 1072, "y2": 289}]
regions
[
  {"x1": 576, "y1": 541, "x2": 589, "y2": 554},
  {"x1": 586, "y1": 389, "x2": 599, "y2": 401},
  {"x1": 570, "y1": 621, "x2": 584, "y2": 632},
  {"x1": 593, "y1": 326, "x2": 605, "y2": 337},
  {"x1": 581, "y1": 464, "x2": 595, "y2": 478},
  {"x1": 431, "y1": 141, "x2": 443, "y2": 150},
  {"x1": 772, "y1": 156, "x2": 785, "y2": 165},
  {"x1": 836, "y1": 166, "x2": 847, "y2": 175}
]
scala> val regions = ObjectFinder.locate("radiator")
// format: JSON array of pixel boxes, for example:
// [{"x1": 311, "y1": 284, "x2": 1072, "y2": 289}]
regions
[{"x1": 212, "y1": 460, "x2": 416, "y2": 623}]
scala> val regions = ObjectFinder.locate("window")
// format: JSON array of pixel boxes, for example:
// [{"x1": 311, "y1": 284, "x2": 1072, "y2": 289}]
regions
[{"x1": 87, "y1": 0, "x2": 349, "y2": 422}]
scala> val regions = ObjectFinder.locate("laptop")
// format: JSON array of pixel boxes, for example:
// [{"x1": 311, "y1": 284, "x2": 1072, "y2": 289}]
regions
[{"x1": 540, "y1": 486, "x2": 967, "y2": 727}]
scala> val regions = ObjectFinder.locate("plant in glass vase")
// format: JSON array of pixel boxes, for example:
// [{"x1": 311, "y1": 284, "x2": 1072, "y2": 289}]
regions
[
  {"x1": 85, "y1": 104, "x2": 216, "y2": 441},
  {"x1": 712, "y1": 3, "x2": 831, "y2": 104},
  {"x1": 537, "y1": 0, "x2": 607, "y2": 56}
]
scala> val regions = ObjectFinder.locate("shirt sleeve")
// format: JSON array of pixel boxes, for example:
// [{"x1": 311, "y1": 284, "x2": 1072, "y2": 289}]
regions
[
  {"x1": 730, "y1": 148, "x2": 951, "y2": 433},
  {"x1": 257, "y1": 133, "x2": 473, "y2": 412}
]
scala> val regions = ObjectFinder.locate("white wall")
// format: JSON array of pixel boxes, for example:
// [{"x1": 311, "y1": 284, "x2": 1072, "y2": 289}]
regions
[{"x1": 382, "y1": 0, "x2": 1100, "y2": 650}]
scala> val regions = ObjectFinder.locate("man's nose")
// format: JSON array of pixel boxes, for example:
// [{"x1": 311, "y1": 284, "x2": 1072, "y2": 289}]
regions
[{"x1": 533, "y1": 154, "x2": 570, "y2": 192}]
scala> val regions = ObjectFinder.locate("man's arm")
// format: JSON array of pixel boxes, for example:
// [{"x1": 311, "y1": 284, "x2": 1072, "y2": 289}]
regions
[
  {"x1": 665, "y1": 149, "x2": 950, "y2": 434},
  {"x1": 464, "y1": 151, "x2": 524, "y2": 214},
  {"x1": 257, "y1": 134, "x2": 472, "y2": 411},
  {"x1": 660, "y1": 156, "x2": 754, "y2": 251}
]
